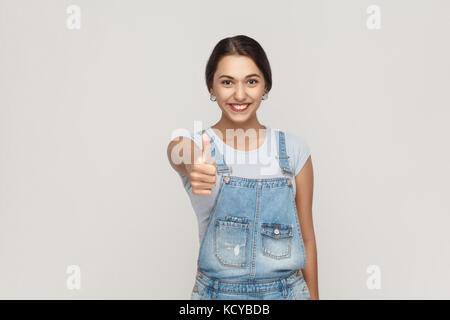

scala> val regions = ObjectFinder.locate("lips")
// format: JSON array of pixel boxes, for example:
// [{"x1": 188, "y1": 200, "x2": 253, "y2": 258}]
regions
[{"x1": 228, "y1": 103, "x2": 251, "y2": 113}]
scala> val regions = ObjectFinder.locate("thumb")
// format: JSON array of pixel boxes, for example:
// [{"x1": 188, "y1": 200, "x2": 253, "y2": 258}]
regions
[{"x1": 201, "y1": 133, "x2": 215, "y2": 165}]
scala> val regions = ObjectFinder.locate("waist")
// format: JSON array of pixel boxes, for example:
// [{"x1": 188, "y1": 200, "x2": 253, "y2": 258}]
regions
[{"x1": 195, "y1": 269, "x2": 304, "y2": 294}]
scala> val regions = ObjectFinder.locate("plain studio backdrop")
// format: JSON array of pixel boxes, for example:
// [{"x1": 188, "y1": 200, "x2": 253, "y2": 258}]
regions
[{"x1": 0, "y1": 0, "x2": 449, "y2": 299}]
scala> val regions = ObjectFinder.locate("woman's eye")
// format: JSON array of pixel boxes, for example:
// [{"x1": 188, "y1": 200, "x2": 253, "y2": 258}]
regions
[{"x1": 221, "y1": 79, "x2": 258, "y2": 85}]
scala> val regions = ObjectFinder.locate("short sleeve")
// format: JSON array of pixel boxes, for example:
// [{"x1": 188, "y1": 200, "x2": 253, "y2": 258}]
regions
[
  {"x1": 170, "y1": 130, "x2": 203, "y2": 149},
  {"x1": 285, "y1": 132, "x2": 311, "y2": 176}
]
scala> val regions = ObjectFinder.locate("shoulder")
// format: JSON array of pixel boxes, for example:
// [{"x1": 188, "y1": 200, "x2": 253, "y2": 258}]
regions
[
  {"x1": 284, "y1": 130, "x2": 310, "y2": 152},
  {"x1": 271, "y1": 128, "x2": 310, "y2": 151},
  {"x1": 274, "y1": 128, "x2": 311, "y2": 176},
  {"x1": 169, "y1": 128, "x2": 203, "y2": 149}
]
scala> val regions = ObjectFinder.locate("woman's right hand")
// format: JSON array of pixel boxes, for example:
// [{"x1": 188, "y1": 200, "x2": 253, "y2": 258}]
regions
[{"x1": 185, "y1": 134, "x2": 217, "y2": 196}]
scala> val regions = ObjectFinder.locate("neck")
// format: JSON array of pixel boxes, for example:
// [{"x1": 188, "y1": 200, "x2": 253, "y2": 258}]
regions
[
  {"x1": 210, "y1": 114, "x2": 267, "y2": 151},
  {"x1": 211, "y1": 114, "x2": 266, "y2": 134}
]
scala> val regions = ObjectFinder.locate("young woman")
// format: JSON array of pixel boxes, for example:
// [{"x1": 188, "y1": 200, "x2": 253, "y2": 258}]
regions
[{"x1": 167, "y1": 35, "x2": 318, "y2": 300}]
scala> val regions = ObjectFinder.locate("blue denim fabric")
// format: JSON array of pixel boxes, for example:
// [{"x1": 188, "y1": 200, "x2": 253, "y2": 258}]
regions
[
  {"x1": 191, "y1": 269, "x2": 310, "y2": 300},
  {"x1": 191, "y1": 128, "x2": 310, "y2": 300}
]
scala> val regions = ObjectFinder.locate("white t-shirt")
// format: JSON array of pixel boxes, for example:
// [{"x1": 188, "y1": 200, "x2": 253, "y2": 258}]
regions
[{"x1": 171, "y1": 126, "x2": 311, "y2": 244}]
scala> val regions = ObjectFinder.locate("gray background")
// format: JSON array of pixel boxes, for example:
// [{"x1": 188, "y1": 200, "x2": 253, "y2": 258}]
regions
[{"x1": 0, "y1": 0, "x2": 449, "y2": 299}]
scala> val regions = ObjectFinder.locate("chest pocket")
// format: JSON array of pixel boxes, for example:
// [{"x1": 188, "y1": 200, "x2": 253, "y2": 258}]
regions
[
  {"x1": 214, "y1": 216, "x2": 250, "y2": 268},
  {"x1": 261, "y1": 223, "x2": 293, "y2": 259}
]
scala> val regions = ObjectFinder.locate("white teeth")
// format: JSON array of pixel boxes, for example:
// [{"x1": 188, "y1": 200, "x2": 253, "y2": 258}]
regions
[{"x1": 231, "y1": 104, "x2": 249, "y2": 110}]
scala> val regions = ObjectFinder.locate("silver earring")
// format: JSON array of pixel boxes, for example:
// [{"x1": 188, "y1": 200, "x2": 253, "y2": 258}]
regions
[
  {"x1": 262, "y1": 92, "x2": 268, "y2": 100},
  {"x1": 210, "y1": 93, "x2": 216, "y2": 101}
]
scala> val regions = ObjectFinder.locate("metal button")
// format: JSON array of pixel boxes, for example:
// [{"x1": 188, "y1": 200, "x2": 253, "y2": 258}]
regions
[
  {"x1": 223, "y1": 176, "x2": 230, "y2": 184},
  {"x1": 274, "y1": 228, "x2": 280, "y2": 235},
  {"x1": 286, "y1": 179, "x2": 292, "y2": 186}
]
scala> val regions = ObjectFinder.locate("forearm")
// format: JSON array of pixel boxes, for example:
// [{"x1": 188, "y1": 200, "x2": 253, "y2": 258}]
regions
[{"x1": 302, "y1": 238, "x2": 319, "y2": 300}]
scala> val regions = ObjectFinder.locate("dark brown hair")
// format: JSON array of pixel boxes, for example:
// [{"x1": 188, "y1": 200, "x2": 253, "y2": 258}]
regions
[{"x1": 205, "y1": 35, "x2": 272, "y2": 94}]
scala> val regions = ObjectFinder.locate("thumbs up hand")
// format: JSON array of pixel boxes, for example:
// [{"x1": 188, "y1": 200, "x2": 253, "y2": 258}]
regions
[{"x1": 185, "y1": 133, "x2": 217, "y2": 196}]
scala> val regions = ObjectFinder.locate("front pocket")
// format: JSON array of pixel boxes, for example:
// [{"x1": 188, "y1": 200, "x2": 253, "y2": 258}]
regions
[
  {"x1": 214, "y1": 216, "x2": 250, "y2": 268},
  {"x1": 261, "y1": 223, "x2": 293, "y2": 259}
]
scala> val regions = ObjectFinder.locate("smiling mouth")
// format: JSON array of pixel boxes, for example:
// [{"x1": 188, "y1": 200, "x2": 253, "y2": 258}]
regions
[{"x1": 228, "y1": 103, "x2": 251, "y2": 112}]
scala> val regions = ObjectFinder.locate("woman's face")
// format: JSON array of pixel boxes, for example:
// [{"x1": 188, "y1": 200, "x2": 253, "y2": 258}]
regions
[{"x1": 211, "y1": 55, "x2": 267, "y2": 124}]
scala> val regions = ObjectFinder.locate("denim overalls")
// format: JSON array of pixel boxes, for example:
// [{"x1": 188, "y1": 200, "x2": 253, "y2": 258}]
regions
[{"x1": 190, "y1": 128, "x2": 311, "y2": 300}]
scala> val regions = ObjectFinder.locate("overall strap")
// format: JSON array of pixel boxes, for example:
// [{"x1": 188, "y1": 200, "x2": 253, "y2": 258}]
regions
[
  {"x1": 203, "y1": 128, "x2": 231, "y2": 175},
  {"x1": 277, "y1": 130, "x2": 294, "y2": 176}
]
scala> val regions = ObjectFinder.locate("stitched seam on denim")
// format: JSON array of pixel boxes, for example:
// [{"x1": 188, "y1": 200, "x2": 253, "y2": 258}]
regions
[
  {"x1": 288, "y1": 184, "x2": 307, "y2": 267},
  {"x1": 261, "y1": 237, "x2": 292, "y2": 259},
  {"x1": 291, "y1": 285, "x2": 298, "y2": 299},
  {"x1": 261, "y1": 185, "x2": 291, "y2": 189},
  {"x1": 261, "y1": 224, "x2": 293, "y2": 234},
  {"x1": 287, "y1": 276, "x2": 302, "y2": 287},
  {"x1": 197, "y1": 181, "x2": 226, "y2": 267},
  {"x1": 192, "y1": 280, "x2": 207, "y2": 299},
  {"x1": 196, "y1": 269, "x2": 297, "y2": 286},
  {"x1": 201, "y1": 276, "x2": 302, "y2": 295},
  {"x1": 216, "y1": 220, "x2": 249, "y2": 229},
  {"x1": 206, "y1": 288, "x2": 284, "y2": 295},
  {"x1": 195, "y1": 281, "x2": 292, "y2": 295},
  {"x1": 222, "y1": 184, "x2": 290, "y2": 189},
  {"x1": 221, "y1": 185, "x2": 258, "y2": 189},
  {"x1": 223, "y1": 176, "x2": 290, "y2": 183},
  {"x1": 224, "y1": 215, "x2": 248, "y2": 224},
  {"x1": 198, "y1": 276, "x2": 299, "y2": 288},
  {"x1": 191, "y1": 289, "x2": 204, "y2": 300},
  {"x1": 206, "y1": 127, "x2": 229, "y2": 172},
  {"x1": 214, "y1": 221, "x2": 249, "y2": 268},
  {"x1": 234, "y1": 176, "x2": 287, "y2": 182},
  {"x1": 221, "y1": 178, "x2": 291, "y2": 188},
  {"x1": 300, "y1": 278, "x2": 311, "y2": 299},
  {"x1": 212, "y1": 289, "x2": 280, "y2": 295},
  {"x1": 261, "y1": 223, "x2": 292, "y2": 259},
  {"x1": 249, "y1": 184, "x2": 260, "y2": 280},
  {"x1": 290, "y1": 280, "x2": 309, "y2": 300},
  {"x1": 277, "y1": 130, "x2": 291, "y2": 175}
]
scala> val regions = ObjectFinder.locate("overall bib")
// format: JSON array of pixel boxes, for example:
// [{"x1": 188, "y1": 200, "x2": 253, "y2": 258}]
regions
[{"x1": 191, "y1": 128, "x2": 310, "y2": 300}]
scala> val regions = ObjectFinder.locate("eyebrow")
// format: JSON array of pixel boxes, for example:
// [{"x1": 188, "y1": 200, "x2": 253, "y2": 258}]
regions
[{"x1": 218, "y1": 74, "x2": 261, "y2": 79}]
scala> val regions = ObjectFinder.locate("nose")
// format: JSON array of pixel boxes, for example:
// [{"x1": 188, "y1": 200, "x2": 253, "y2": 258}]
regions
[{"x1": 233, "y1": 82, "x2": 247, "y2": 101}]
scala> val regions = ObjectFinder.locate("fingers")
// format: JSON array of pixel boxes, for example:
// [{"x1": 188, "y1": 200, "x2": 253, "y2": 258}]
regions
[
  {"x1": 192, "y1": 189, "x2": 212, "y2": 196},
  {"x1": 190, "y1": 171, "x2": 216, "y2": 196},
  {"x1": 189, "y1": 169, "x2": 216, "y2": 183},
  {"x1": 190, "y1": 164, "x2": 216, "y2": 196},
  {"x1": 189, "y1": 163, "x2": 216, "y2": 176},
  {"x1": 190, "y1": 180, "x2": 216, "y2": 189},
  {"x1": 188, "y1": 133, "x2": 217, "y2": 196}
]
